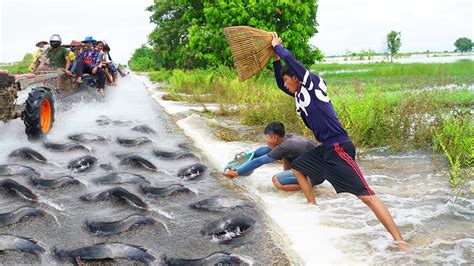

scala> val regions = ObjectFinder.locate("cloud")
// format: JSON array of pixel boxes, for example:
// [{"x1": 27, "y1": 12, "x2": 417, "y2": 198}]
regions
[
  {"x1": 311, "y1": 0, "x2": 473, "y2": 55},
  {"x1": 1, "y1": 0, "x2": 472, "y2": 62},
  {"x1": 1, "y1": 0, "x2": 155, "y2": 63}
]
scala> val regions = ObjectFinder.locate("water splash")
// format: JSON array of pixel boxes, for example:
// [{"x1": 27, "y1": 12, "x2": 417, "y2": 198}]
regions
[
  {"x1": 39, "y1": 199, "x2": 65, "y2": 212},
  {"x1": 154, "y1": 218, "x2": 170, "y2": 235},
  {"x1": 44, "y1": 209, "x2": 61, "y2": 226},
  {"x1": 149, "y1": 206, "x2": 175, "y2": 220},
  {"x1": 187, "y1": 186, "x2": 199, "y2": 196}
]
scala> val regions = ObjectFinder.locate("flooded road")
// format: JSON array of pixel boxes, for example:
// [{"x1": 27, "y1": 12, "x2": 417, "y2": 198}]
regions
[{"x1": 0, "y1": 76, "x2": 290, "y2": 264}]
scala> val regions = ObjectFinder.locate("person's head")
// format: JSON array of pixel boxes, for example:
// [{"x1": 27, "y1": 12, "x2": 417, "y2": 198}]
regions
[
  {"x1": 82, "y1": 36, "x2": 96, "y2": 48},
  {"x1": 96, "y1": 41, "x2": 104, "y2": 51},
  {"x1": 103, "y1": 44, "x2": 110, "y2": 53},
  {"x1": 69, "y1": 40, "x2": 81, "y2": 52},
  {"x1": 49, "y1": 34, "x2": 62, "y2": 50},
  {"x1": 264, "y1": 122, "x2": 285, "y2": 148},
  {"x1": 36, "y1": 41, "x2": 48, "y2": 49},
  {"x1": 281, "y1": 65, "x2": 301, "y2": 93}
]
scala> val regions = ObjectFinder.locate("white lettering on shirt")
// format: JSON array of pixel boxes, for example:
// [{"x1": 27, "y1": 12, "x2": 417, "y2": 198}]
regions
[
  {"x1": 315, "y1": 77, "x2": 330, "y2": 102},
  {"x1": 295, "y1": 86, "x2": 311, "y2": 116},
  {"x1": 295, "y1": 75, "x2": 330, "y2": 117}
]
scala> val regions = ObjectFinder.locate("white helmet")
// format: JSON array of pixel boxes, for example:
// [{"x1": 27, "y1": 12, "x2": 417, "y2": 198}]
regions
[{"x1": 49, "y1": 34, "x2": 62, "y2": 43}]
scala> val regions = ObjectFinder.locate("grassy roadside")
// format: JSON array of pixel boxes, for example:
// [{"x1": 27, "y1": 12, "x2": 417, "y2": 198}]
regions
[
  {"x1": 148, "y1": 61, "x2": 473, "y2": 192},
  {"x1": 1, "y1": 54, "x2": 33, "y2": 74}
]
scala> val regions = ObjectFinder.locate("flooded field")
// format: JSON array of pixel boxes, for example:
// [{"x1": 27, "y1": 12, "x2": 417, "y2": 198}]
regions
[{"x1": 324, "y1": 53, "x2": 474, "y2": 64}]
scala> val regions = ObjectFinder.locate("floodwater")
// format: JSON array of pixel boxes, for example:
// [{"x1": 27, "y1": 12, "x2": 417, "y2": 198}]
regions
[
  {"x1": 146, "y1": 77, "x2": 474, "y2": 265},
  {"x1": 0, "y1": 76, "x2": 290, "y2": 264},
  {"x1": 324, "y1": 53, "x2": 474, "y2": 64}
]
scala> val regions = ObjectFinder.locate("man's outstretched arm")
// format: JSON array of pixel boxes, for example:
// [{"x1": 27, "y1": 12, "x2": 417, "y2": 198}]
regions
[
  {"x1": 225, "y1": 155, "x2": 276, "y2": 178},
  {"x1": 253, "y1": 146, "x2": 272, "y2": 158},
  {"x1": 237, "y1": 155, "x2": 275, "y2": 176}
]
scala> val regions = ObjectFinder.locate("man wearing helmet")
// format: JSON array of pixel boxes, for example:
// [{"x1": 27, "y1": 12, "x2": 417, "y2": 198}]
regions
[{"x1": 43, "y1": 34, "x2": 72, "y2": 75}]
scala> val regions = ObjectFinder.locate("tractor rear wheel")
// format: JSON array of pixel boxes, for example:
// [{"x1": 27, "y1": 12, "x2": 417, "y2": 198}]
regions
[{"x1": 24, "y1": 87, "x2": 55, "y2": 140}]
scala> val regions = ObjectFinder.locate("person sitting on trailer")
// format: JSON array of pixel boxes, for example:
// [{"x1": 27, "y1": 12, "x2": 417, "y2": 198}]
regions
[
  {"x1": 96, "y1": 41, "x2": 116, "y2": 86},
  {"x1": 224, "y1": 122, "x2": 324, "y2": 191},
  {"x1": 29, "y1": 40, "x2": 49, "y2": 72},
  {"x1": 103, "y1": 44, "x2": 119, "y2": 84},
  {"x1": 102, "y1": 43, "x2": 127, "y2": 78},
  {"x1": 67, "y1": 40, "x2": 82, "y2": 78},
  {"x1": 74, "y1": 36, "x2": 106, "y2": 96}
]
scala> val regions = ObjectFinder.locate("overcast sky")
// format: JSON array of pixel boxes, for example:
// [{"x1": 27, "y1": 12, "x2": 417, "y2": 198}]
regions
[
  {"x1": 311, "y1": 0, "x2": 473, "y2": 55},
  {"x1": 0, "y1": 0, "x2": 155, "y2": 64},
  {"x1": 1, "y1": 0, "x2": 473, "y2": 63}
]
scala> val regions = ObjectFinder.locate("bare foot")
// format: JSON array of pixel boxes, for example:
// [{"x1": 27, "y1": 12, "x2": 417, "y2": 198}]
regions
[
  {"x1": 97, "y1": 88, "x2": 106, "y2": 96},
  {"x1": 395, "y1": 240, "x2": 413, "y2": 252}
]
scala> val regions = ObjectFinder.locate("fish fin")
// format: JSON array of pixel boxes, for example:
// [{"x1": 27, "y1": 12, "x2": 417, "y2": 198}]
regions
[
  {"x1": 125, "y1": 243, "x2": 149, "y2": 253},
  {"x1": 18, "y1": 235, "x2": 39, "y2": 244}
]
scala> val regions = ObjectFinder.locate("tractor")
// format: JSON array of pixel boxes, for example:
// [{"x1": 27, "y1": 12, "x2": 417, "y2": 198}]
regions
[{"x1": 0, "y1": 70, "x2": 100, "y2": 140}]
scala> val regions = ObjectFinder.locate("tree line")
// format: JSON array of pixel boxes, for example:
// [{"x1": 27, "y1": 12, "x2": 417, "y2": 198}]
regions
[{"x1": 129, "y1": 0, "x2": 473, "y2": 71}]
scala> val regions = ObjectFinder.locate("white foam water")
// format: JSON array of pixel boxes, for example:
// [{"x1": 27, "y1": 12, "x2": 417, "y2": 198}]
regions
[
  {"x1": 149, "y1": 206, "x2": 175, "y2": 220},
  {"x1": 39, "y1": 199, "x2": 65, "y2": 212},
  {"x1": 44, "y1": 210, "x2": 61, "y2": 226},
  {"x1": 154, "y1": 218, "x2": 171, "y2": 235}
]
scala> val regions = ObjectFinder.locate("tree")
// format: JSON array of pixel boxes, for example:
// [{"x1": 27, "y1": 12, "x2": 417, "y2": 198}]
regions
[
  {"x1": 359, "y1": 49, "x2": 376, "y2": 60},
  {"x1": 386, "y1": 31, "x2": 401, "y2": 62},
  {"x1": 146, "y1": 1, "x2": 204, "y2": 69},
  {"x1": 146, "y1": 0, "x2": 321, "y2": 69},
  {"x1": 128, "y1": 45, "x2": 159, "y2": 71},
  {"x1": 454, "y1": 37, "x2": 472, "y2": 53}
]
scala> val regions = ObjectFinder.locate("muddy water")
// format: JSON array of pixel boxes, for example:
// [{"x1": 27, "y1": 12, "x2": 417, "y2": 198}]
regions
[
  {"x1": 154, "y1": 95, "x2": 473, "y2": 264},
  {"x1": 0, "y1": 77, "x2": 290, "y2": 264},
  {"x1": 322, "y1": 151, "x2": 473, "y2": 264}
]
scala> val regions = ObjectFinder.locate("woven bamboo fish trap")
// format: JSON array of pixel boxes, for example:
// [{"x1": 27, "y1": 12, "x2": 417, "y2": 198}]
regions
[{"x1": 224, "y1": 26, "x2": 273, "y2": 82}]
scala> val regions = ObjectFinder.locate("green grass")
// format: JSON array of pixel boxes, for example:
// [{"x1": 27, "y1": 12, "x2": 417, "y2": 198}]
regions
[
  {"x1": 1, "y1": 54, "x2": 33, "y2": 74},
  {"x1": 432, "y1": 115, "x2": 473, "y2": 199},
  {"x1": 149, "y1": 61, "x2": 474, "y2": 190}
]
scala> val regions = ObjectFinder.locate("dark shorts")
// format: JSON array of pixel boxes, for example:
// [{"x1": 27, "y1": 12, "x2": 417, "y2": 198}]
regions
[
  {"x1": 107, "y1": 64, "x2": 117, "y2": 74},
  {"x1": 274, "y1": 170, "x2": 325, "y2": 186},
  {"x1": 291, "y1": 141, "x2": 375, "y2": 196}
]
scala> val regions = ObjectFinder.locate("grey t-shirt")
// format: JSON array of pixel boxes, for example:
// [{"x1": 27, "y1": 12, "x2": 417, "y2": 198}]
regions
[{"x1": 267, "y1": 134, "x2": 317, "y2": 162}]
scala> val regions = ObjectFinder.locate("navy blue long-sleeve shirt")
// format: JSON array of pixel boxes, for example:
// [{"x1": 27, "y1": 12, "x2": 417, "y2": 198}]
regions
[{"x1": 273, "y1": 44, "x2": 350, "y2": 146}]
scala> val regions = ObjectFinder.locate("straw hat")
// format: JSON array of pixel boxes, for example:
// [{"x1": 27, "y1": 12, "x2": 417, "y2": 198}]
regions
[
  {"x1": 36, "y1": 41, "x2": 49, "y2": 47},
  {"x1": 70, "y1": 40, "x2": 82, "y2": 46}
]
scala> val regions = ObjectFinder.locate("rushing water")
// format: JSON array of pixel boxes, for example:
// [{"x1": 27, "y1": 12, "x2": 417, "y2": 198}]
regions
[
  {"x1": 0, "y1": 76, "x2": 290, "y2": 264},
  {"x1": 148, "y1": 78, "x2": 473, "y2": 264}
]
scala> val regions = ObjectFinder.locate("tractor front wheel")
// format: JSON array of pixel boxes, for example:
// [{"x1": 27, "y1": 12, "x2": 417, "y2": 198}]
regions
[{"x1": 24, "y1": 87, "x2": 55, "y2": 141}]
